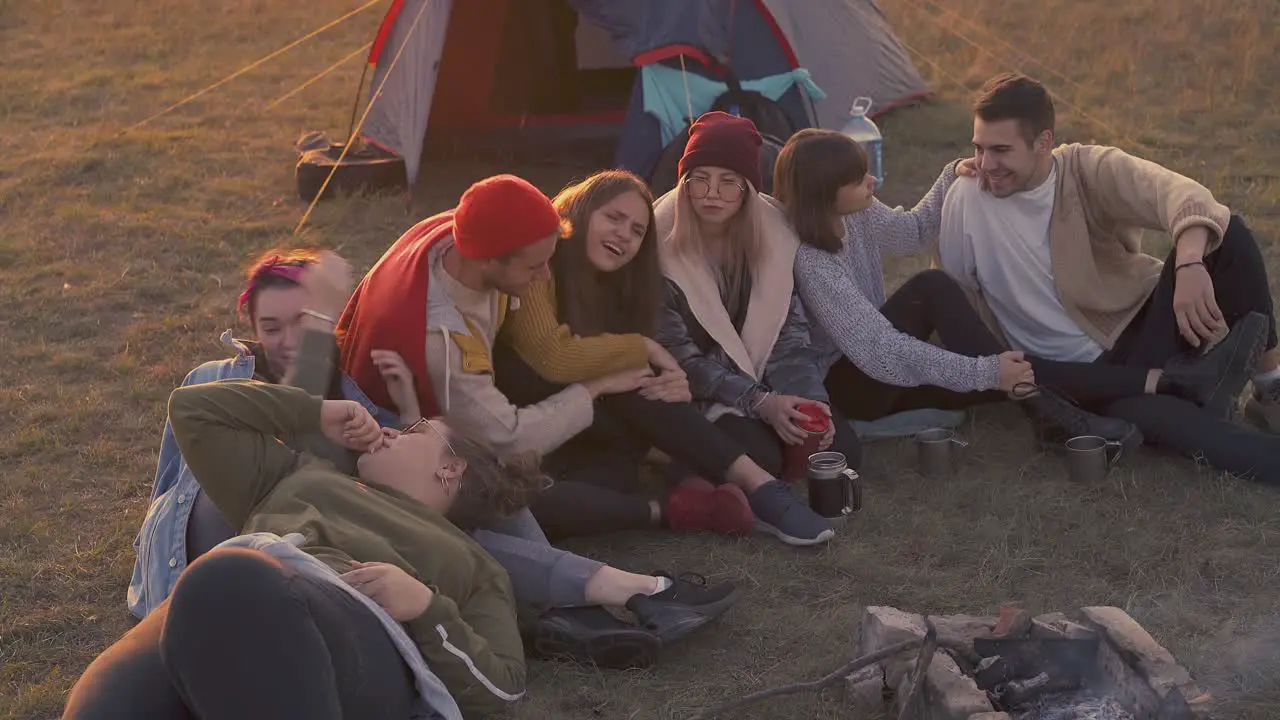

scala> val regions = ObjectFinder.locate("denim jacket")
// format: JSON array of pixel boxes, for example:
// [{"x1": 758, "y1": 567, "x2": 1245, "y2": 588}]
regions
[{"x1": 126, "y1": 330, "x2": 397, "y2": 619}]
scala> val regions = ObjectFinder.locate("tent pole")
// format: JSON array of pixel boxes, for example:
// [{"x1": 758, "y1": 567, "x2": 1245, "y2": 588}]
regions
[{"x1": 347, "y1": 64, "x2": 369, "y2": 143}]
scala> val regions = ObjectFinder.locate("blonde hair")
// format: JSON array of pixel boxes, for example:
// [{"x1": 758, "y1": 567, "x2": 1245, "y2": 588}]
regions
[{"x1": 668, "y1": 179, "x2": 765, "y2": 305}]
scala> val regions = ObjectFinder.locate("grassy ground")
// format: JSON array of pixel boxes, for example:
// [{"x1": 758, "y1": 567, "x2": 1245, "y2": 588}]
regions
[{"x1": 2, "y1": 0, "x2": 1278, "y2": 718}]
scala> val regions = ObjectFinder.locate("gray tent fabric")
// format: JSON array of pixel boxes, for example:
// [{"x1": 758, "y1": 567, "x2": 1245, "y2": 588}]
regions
[
  {"x1": 359, "y1": 0, "x2": 928, "y2": 189},
  {"x1": 361, "y1": 0, "x2": 453, "y2": 194},
  {"x1": 761, "y1": 0, "x2": 929, "y2": 129}
]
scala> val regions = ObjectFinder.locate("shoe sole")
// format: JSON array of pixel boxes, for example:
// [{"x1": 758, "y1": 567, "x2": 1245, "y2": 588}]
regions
[
  {"x1": 532, "y1": 622, "x2": 661, "y2": 670},
  {"x1": 1203, "y1": 313, "x2": 1267, "y2": 418},
  {"x1": 753, "y1": 519, "x2": 835, "y2": 546}
]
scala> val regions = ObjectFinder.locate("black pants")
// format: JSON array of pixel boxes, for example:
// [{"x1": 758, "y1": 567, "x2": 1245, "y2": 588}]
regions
[
  {"x1": 1096, "y1": 215, "x2": 1280, "y2": 483},
  {"x1": 63, "y1": 548, "x2": 415, "y2": 720},
  {"x1": 494, "y1": 345, "x2": 859, "y2": 540},
  {"x1": 825, "y1": 269, "x2": 1151, "y2": 421}
]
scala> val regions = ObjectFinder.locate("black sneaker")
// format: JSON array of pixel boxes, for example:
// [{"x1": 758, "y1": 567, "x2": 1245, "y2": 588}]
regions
[
  {"x1": 748, "y1": 480, "x2": 835, "y2": 546},
  {"x1": 1162, "y1": 311, "x2": 1267, "y2": 418},
  {"x1": 625, "y1": 572, "x2": 740, "y2": 645},
  {"x1": 1021, "y1": 386, "x2": 1143, "y2": 457},
  {"x1": 528, "y1": 606, "x2": 661, "y2": 669}
]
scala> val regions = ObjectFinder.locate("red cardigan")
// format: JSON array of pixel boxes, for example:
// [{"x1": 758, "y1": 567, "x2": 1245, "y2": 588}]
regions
[{"x1": 338, "y1": 212, "x2": 456, "y2": 419}]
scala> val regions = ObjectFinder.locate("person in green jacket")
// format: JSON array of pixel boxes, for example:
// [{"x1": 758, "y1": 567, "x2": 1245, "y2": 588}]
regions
[{"x1": 65, "y1": 378, "x2": 545, "y2": 719}]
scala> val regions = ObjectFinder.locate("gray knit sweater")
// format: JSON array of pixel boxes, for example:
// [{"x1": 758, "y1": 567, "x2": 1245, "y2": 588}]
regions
[{"x1": 795, "y1": 163, "x2": 1002, "y2": 393}]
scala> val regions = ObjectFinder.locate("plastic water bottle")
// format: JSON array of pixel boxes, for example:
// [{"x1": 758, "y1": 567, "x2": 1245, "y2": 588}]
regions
[{"x1": 840, "y1": 97, "x2": 883, "y2": 190}]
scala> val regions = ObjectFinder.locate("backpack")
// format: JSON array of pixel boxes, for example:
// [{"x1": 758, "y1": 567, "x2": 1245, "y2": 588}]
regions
[{"x1": 648, "y1": 73, "x2": 795, "y2": 197}]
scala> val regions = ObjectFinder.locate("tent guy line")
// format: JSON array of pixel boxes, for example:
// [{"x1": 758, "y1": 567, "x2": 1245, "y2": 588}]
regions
[
  {"x1": 265, "y1": 43, "x2": 373, "y2": 113},
  {"x1": 113, "y1": 0, "x2": 388, "y2": 139},
  {"x1": 293, "y1": 0, "x2": 434, "y2": 237}
]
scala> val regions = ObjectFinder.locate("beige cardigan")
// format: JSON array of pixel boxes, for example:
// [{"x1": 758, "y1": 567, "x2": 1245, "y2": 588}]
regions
[{"x1": 940, "y1": 143, "x2": 1232, "y2": 350}]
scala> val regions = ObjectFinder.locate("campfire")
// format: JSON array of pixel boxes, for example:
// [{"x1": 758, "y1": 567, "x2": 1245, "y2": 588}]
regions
[{"x1": 846, "y1": 605, "x2": 1211, "y2": 720}]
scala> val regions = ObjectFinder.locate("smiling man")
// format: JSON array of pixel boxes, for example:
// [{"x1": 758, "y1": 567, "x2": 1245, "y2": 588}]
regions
[{"x1": 937, "y1": 72, "x2": 1280, "y2": 483}]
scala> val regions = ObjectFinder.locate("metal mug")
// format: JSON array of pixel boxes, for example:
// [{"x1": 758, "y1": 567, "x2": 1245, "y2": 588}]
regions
[
  {"x1": 915, "y1": 428, "x2": 970, "y2": 476},
  {"x1": 807, "y1": 451, "x2": 862, "y2": 519},
  {"x1": 1064, "y1": 435, "x2": 1124, "y2": 483}
]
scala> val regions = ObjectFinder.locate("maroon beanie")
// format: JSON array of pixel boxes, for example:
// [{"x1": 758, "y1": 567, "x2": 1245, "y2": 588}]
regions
[
  {"x1": 678, "y1": 111, "x2": 763, "y2": 190},
  {"x1": 454, "y1": 174, "x2": 562, "y2": 259}
]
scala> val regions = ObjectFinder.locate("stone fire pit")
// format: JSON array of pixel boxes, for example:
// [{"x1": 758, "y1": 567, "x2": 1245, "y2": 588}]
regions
[{"x1": 845, "y1": 605, "x2": 1211, "y2": 720}]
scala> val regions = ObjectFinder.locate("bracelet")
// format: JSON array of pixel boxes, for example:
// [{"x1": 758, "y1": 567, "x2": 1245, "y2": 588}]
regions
[
  {"x1": 749, "y1": 390, "x2": 774, "y2": 412},
  {"x1": 1174, "y1": 260, "x2": 1206, "y2": 272},
  {"x1": 300, "y1": 307, "x2": 337, "y2": 324}
]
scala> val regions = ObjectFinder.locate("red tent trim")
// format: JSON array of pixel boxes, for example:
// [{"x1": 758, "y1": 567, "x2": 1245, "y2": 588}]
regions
[{"x1": 368, "y1": 0, "x2": 407, "y2": 66}]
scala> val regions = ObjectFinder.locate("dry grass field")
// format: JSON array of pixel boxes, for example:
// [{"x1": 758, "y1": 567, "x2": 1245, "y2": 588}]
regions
[{"x1": 2, "y1": 0, "x2": 1278, "y2": 718}]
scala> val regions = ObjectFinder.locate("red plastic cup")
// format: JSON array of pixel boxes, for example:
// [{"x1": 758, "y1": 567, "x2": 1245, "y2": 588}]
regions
[{"x1": 782, "y1": 403, "x2": 830, "y2": 483}]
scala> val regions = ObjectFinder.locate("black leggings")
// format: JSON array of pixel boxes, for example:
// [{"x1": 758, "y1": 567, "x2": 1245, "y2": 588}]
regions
[
  {"x1": 494, "y1": 345, "x2": 859, "y2": 540},
  {"x1": 63, "y1": 548, "x2": 415, "y2": 720},
  {"x1": 825, "y1": 269, "x2": 1151, "y2": 421}
]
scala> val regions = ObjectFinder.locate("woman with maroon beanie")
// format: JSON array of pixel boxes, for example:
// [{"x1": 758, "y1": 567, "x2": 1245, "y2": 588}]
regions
[{"x1": 653, "y1": 111, "x2": 861, "y2": 546}]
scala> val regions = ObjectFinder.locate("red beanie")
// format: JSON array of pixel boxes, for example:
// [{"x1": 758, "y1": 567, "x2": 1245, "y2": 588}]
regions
[
  {"x1": 453, "y1": 174, "x2": 562, "y2": 259},
  {"x1": 678, "y1": 111, "x2": 763, "y2": 191}
]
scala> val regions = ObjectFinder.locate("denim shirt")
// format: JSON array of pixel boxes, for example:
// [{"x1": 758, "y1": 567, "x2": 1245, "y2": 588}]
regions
[{"x1": 126, "y1": 330, "x2": 398, "y2": 619}]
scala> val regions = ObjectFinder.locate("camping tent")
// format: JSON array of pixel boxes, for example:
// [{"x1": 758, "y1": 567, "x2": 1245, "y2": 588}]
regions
[{"x1": 358, "y1": 0, "x2": 929, "y2": 194}]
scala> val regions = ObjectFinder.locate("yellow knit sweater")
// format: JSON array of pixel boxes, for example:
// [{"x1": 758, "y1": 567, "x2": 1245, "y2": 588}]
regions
[{"x1": 500, "y1": 276, "x2": 650, "y2": 384}]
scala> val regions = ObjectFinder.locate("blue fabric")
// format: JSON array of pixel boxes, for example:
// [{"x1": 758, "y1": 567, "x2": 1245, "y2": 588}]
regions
[
  {"x1": 851, "y1": 409, "x2": 967, "y2": 441},
  {"x1": 218, "y1": 533, "x2": 460, "y2": 720},
  {"x1": 641, "y1": 65, "x2": 826, "y2": 146},
  {"x1": 126, "y1": 331, "x2": 399, "y2": 619}
]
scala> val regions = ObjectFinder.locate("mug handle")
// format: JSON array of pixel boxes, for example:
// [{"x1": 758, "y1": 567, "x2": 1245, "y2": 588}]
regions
[
  {"x1": 840, "y1": 468, "x2": 862, "y2": 513},
  {"x1": 1104, "y1": 440, "x2": 1125, "y2": 468},
  {"x1": 950, "y1": 435, "x2": 970, "y2": 465}
]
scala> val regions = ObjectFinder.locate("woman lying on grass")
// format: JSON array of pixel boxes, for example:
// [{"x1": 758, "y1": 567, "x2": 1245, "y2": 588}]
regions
[
  {"x1": 496, "y1": 163, "x2": 834, "y2": 547},
  {"x1": 125, "y1": 248, "x2": 743, "y2": 682},
  {"x1": 66, "y1": 378, "x2": 543, "y2": 719}
]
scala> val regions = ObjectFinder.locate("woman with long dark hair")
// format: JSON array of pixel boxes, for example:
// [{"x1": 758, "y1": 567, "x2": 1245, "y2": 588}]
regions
[{"x1": 496, "y1": 169, "x2": 834, "y2": 546}]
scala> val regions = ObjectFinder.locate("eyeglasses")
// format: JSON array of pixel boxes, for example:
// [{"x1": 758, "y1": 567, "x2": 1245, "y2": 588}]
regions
[
  {"x1": 402, "y1": 417, "x2": 458, "y2": 493},
  {"x1": 684, "y1": 176, "x2": 745, "y2": 203},
  {"x1": 402, "y1": 417, "x2": 456, "y2": 458}
]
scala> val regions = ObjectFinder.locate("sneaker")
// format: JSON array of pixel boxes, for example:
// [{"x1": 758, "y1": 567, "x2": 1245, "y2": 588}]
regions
[
  {"x1": 1021, "y1": 386, "x2": 1143, "y2": 457},
  {"x1": 665, "y1": 477, "x2": 755, "y2": 535},
  {"x1": 528, "y1": 606, "x2": 661, "y2": 669},
  {"x1": 1163, "y1": 312, "x2": 1267, "y2": 418},
  {"x1": 747, "y1": 480, "x2": 835, "y2": 546},
  {"x1": 1243, "y1": 378, "x2": 1280, "y2": 433},
  {"x1": 625, "y1": 572, "x2": 740, "y2": 645}
]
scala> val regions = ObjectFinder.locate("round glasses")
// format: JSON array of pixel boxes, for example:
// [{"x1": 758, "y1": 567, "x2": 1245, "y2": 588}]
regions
[{"x1": 684, "y1": 176, "x2": 745, "y2": 202}]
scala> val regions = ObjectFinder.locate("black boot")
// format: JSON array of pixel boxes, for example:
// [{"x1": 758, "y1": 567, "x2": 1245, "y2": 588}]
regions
[
  {"x1": 1159, "y1": 311, "x2": 1267, "y2": 419},
  {"x1": 527, "y1": 606, "x2": 661, "y2": 669},
  {"x1": 624, "y1": 572, "x2": 740, "y2": 645},
  {"x1": 1021, "y1": 386, "x2": 1143, "y2": 456}
]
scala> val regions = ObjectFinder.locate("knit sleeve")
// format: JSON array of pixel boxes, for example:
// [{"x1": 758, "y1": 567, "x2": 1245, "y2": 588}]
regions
[
  {"x1": 858, "y1": 161, "x2": 959, "y2": 257},
  {"x1": 794, "y1": 244, "x2": 1002, "y2": 393},
  {"x1": 1074, "y1": 144, "x2": 1230, "y2": 253},
  {"x1": 499, "y1": 278, "x2": 650, "y2": 384}
]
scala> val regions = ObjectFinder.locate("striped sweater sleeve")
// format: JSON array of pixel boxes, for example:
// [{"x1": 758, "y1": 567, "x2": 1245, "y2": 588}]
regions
[
  {"x1": 499, "y1": 278, "x2": 650, "y2": 384},
  {"x1": 794, "y1": 244, "x2": 1001, "y2": 393}
]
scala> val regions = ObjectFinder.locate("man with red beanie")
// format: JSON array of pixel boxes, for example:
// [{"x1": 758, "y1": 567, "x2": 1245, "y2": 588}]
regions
[{"x1": 339, "y1": 174, "x2": 741, "y2": 670}]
